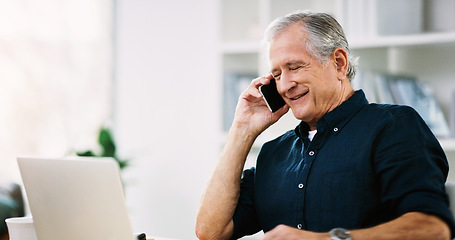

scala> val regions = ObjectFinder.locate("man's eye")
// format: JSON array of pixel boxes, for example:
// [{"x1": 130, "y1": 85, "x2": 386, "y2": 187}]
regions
[
  {"x1": 291, "y1": 66, "x2": 301, "y2": 71},
  {"x1": 273, "y1": 74, "x2": 281, "y2": 80}
]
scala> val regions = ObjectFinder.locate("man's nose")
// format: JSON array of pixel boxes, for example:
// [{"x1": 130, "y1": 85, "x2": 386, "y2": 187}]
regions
[{"x1": 279, "y1": 73, "x2": 297, "y2": 94}]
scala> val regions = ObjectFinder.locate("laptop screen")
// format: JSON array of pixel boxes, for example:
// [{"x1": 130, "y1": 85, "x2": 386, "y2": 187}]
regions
[{"x1": 17, "y1": 156, "x2": 135, "y2": 240}]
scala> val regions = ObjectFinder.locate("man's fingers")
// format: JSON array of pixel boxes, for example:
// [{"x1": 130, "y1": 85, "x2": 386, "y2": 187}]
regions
[{"x1": 251, "y1": 74, "x2": 274, "y2": 88}]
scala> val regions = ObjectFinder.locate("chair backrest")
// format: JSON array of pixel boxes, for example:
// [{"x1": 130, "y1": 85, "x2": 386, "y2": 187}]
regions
[{"x1": 0, "y1": 182, "x2": 25, "y2": 237}]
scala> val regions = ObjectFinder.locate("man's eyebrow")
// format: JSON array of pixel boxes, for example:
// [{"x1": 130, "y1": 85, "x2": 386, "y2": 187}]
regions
[
  {"x1": 286, "y1": 60, "x2": 307, "y2": 66},
  {"x1": 271, "y1": 60, "x2": 307, "y2": 73}
]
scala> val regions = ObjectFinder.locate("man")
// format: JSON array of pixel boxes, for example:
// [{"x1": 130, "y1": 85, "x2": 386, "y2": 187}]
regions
[{"x1": 196, "y1": 11, "x2": 455, "y2": 240}]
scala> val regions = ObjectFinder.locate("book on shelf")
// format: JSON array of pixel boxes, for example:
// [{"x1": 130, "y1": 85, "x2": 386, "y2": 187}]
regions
[
  {"x1": 342, "y1": 0, "x2": 455, "y2": 39},
  {"x1": 352, "y1": 71, "x2": 451, "y2": 137},
  {"x1": 424, "y1": 0, "x2": 455, "y2": 32},
  {"x1": 343, "y1": 0, "x2": 424, "y2": 38}
]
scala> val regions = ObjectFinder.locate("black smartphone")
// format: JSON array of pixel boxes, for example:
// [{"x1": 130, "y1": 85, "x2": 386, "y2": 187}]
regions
[{"x1": 259, "y1": 78, "x2": 286, "y2": 113}]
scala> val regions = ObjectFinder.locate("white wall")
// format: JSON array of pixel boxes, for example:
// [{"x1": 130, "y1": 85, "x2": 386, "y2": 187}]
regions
[{"x1": 114, "y1": 0, "x2": 220, "y2": 239}]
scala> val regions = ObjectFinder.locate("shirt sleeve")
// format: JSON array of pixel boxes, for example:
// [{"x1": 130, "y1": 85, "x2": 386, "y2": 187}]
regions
[
  {"x1": 373, "y1": 105, "x2": 455, "y2": 236},
  {"x1": 231, "y1": 167, "x2": 262, "y2": 239}
]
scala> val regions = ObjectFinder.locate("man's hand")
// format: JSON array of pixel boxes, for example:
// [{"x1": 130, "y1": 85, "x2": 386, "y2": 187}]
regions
[
  {"x1": 261, "y1": 212, "x2": 451, "y2": 240},
  {"x1": 261, "y1": 225, "x2": 330, "y2": 240},
  {"x1": 196, "y1": 75, "x2": 288, "y2": 240},
  {"x1": 233, "y1": 74, "x2": 289, "y2": 137}
]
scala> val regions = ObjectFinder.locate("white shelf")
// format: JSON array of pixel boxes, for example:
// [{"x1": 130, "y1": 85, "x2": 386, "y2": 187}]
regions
[
  {"x1": 350, "y1": 32, "x2": 455, "y2": 49},
  {"x1": 220, "y1": 32, "x2": 455, "y2": 56},
  {"x1": 221, "y1": 32, "x2": 455, "y2": 54}
]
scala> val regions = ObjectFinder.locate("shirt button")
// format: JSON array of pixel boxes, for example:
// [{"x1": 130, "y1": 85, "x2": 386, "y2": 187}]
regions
[
  {"x1": 298, "y1": 183, "x2": 304, "y2": 189},
  {"x1": 309, "y1": 151, "x2": 315, "y2": 156},
  {"x1": 334, "y1": 127, "x2": 339, "y2": 132},
  {"x1": 297, "y1": 224, "x2": 303, "y2": 229}
]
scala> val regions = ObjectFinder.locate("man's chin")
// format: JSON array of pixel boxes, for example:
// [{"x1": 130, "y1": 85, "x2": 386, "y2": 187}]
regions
[{"x1": 290, "y1": 108, "x2": 310, "y2": 121}]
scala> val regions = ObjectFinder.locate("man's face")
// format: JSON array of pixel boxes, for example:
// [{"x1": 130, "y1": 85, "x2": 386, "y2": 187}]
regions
[{"x1": 269, "y1": 23, "x2": 343, "y2": 128}]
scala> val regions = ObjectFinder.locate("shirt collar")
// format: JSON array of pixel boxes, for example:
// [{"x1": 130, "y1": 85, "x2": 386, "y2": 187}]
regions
[{"x1": 295, "y1": 90, "x2": 369, "y2": 139}]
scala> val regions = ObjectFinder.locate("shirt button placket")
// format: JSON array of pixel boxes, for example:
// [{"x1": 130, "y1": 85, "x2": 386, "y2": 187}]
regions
[{"x1": 300, "y1": 149, "x2": 314, "y2": 232}]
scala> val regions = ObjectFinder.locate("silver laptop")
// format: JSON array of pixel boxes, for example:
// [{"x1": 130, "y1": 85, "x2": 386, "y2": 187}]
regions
[{"x1": 17, "y1": 156, "x2": 135, "y2": 240}]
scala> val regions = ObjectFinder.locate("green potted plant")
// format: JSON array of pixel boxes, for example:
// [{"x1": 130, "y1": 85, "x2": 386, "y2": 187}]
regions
[{"x1": 76, "y1": 128, "x2": 128, "y2": 170}]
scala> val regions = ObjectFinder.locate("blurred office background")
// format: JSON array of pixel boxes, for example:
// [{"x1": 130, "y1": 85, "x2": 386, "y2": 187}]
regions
[{"x1": 0, "y1": 0, "x2": 455, "y2": 239}]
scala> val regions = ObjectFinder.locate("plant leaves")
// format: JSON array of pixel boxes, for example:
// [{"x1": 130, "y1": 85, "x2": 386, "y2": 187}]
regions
[
  {"x1": 76, "y1": 150, "x2": 96, "y2": 157},
  {"x1": 76, "y1": 128, "x2": 129, "y2": 170},
  {"x1": 99, "y1": 128, "x2": 116, "y2": 157}
]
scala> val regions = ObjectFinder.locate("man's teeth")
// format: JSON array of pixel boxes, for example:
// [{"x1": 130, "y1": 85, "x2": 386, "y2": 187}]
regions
[{"x1": 291, "y1": 93, "x2": 306, "y2": 100}]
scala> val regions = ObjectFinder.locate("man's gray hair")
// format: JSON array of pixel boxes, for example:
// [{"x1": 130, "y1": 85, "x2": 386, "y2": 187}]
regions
[{"x1": 264, "y1": 10, "x2": 358, "y2": 81}]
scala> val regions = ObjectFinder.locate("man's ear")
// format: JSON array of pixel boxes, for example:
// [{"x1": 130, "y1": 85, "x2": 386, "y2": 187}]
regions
[{"x1": 332, "y1": 48, "x2": 349, "y2": 80}]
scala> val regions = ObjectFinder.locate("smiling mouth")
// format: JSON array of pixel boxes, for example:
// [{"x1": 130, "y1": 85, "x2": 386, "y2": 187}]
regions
[{"x1": 290, "y1": 92, "x2": 308, "y2": 101}]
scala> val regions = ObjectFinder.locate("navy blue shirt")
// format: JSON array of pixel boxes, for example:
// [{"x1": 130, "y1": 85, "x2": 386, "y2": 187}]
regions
[{"x1": 231, "y1": 90, "x2": 455, "y2": 239}]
